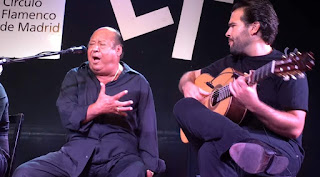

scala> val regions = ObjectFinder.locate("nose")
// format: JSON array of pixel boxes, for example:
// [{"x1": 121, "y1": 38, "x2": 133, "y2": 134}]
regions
[
  {"x1": 225, "y1": 27, "x2": 231, "y2": 38},
  {"x1": 90, "y1": 44, "x2": 99, "y2": 52}
]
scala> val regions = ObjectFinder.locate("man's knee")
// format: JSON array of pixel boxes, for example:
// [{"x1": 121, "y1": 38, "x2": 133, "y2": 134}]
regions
[
  {"x1": 173, "y1": 97, "x2": 199, "y2": 118},
  {"x1": 12, "y1": 164, "x2": 29, "y2": 177},
  {"x1": 117, "y1": 161, "x2": 146, "y2": 177},
  {"x1": 12, "y1": 161, "x2": 48, "y2": 177}
]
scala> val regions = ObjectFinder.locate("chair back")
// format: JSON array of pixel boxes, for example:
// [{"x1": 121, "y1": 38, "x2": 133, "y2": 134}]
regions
[{"x1": 6, "y1": 113, "x2": 24, "y2": 177}]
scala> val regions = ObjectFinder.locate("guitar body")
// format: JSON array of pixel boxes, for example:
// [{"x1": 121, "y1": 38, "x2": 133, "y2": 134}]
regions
[
  {"x1": 196, "y1": 68, "x2": 247, "y2": 123},
  {"x1": 180, "y1": 68, "x2": 247, "y2": 143}
]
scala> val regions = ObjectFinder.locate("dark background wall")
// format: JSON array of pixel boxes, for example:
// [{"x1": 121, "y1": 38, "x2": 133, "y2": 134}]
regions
[{"x1": 1, "y1": 0, "x2": 319, "y2": 176}]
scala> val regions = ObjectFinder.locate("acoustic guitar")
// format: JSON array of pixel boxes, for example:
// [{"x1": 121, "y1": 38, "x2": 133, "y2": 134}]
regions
[{"x1": 180, "y1": 51, "x2": 315, "y2": 143}]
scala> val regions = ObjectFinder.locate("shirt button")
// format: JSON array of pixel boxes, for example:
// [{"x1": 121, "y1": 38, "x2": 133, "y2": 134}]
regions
[{"x1": 85, "y1": 156, "x2": 88, "y2": 158}]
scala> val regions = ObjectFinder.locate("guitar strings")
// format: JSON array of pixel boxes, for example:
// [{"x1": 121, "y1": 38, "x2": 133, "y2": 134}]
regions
[{"x1": 209, "y1": 72, "x2": 234, "y2": 102}]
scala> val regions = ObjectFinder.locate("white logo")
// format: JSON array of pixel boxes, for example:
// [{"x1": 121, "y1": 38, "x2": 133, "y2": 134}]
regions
[{"x1": 111, "y1": 0, "x2": 234, "y2": 60}]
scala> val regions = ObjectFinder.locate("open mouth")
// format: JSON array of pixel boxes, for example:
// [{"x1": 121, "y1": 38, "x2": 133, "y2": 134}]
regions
[
  {"x1": 92, "y1": 56, "x2": 100, "y2": 60},
  {"x1": 228, "y1": 39, "x2": 234, "y2": 46}
]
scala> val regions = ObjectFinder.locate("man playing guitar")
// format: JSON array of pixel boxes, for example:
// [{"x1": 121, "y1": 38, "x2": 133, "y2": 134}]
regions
[{"x1": 174, "y1": 0, "x2": 313, "y2": 176}]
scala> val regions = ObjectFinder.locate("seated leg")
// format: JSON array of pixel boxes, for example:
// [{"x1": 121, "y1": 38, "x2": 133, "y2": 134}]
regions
[
  {"x1": 108, "y1": 155, "x2": 145, "y2": 177},
  {"x1": 12, "y1": 151, "x2": 73, "y2": 177}
]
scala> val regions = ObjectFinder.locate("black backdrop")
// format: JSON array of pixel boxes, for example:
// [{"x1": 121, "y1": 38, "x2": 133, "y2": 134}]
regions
[{"x1": 1, "y1": 0, "x2": 319, "y2": 176}]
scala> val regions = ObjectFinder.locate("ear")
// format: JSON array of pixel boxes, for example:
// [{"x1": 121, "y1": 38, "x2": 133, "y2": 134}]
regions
[
  {"x1": 115, "y1": 45, "x2": 123, "y2": 58},
  {"x1": 250, "y1": 21, "x2": 260, "y2": 35}
]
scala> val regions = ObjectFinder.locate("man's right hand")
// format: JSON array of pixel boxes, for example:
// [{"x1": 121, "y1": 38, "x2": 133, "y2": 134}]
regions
[
  {"x1": 179, "y1": 70, "x2": 210, "y2": 101},
  {"x1": 95, "y1": 82, "x2": 133, "y2": 115},
  {"x1": 182, "y1": 81, "x2": 210, "y2": 101},
  {"x1": 83, "y1": 83, "x2": 133, "y2": 124}
]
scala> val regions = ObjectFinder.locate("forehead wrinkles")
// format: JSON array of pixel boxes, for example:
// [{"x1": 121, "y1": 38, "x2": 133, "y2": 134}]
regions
[
  {"x1": 89, "y1": 35, "x2": 115, "y2": 46},
  {"x1": 91, "y1": 29, "x2": 116, "y2": 40}
]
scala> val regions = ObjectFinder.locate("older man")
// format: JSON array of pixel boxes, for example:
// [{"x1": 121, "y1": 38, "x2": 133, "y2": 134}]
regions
[{"x1": 13, "y1": 27, "x2": 165, "y2": 177}]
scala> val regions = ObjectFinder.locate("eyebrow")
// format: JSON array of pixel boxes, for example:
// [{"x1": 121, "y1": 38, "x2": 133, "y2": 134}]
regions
[
  {"x1": 228, "y1": 22, "x2": 236, "y2": 27},
  {"x1": 89, "y1": 39, "x2": 108, "y2": 43}
]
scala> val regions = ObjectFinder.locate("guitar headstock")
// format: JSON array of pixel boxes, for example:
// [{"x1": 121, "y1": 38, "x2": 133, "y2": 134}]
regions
[{"x1": 274, "y1": 51, "x2": 315, "y2": 80}]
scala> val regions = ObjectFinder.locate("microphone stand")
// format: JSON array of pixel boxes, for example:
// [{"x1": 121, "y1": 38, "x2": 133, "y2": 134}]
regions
[{"x1": 0, "y1": 48, "x2": 75, "y2": 65}]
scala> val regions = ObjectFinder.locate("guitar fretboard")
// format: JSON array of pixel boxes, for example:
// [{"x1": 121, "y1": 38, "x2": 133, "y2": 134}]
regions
[
  {"x1": 212, "y1": 85, "x2": 231, "y2": 104},
  {"x1": 211, "y1": 60, "x2": 275, "y2": 105},
  {"x1": 250, "y1": 60, "x2": 275, "y2": 84}
]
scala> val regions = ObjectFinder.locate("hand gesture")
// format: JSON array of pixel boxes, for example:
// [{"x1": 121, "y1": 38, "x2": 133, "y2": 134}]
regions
[{"x1": 94, "y1": 83, "x2": 133, "y2": 116}]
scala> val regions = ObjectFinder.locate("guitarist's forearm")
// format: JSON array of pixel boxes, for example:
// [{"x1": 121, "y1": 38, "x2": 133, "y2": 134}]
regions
[
  {"x1": 178, "y1": 70, "x2": 201, "y2": 94},
  {"x1": 249, "y1": 100, "x2": 306, "y2": 139}
]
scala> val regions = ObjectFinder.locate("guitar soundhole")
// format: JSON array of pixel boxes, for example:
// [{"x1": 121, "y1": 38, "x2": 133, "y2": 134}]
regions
[{"x1": 211, "y1": 93, "x2": 218, "y2": 106}]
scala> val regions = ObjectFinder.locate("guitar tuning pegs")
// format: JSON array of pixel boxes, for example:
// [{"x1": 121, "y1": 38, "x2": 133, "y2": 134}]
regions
[
  {"x1": 289, "y1": 52, "x2": 296, "y2": 57},
  {"x1": 283, "y1": 75, "x2": 290, "y2": 81},
  {"x1": 297, "y1": 73, "x2": 305, "y2": 79},
  {"x1": 284, "y1": 47, "x2": 289, "y2": 57},
  {"x1": 290, "y1": 74, "x2": 297, "y2": 80},
  {"x1": 293, "y1": 48, "x2": 300, "y2": 54}
]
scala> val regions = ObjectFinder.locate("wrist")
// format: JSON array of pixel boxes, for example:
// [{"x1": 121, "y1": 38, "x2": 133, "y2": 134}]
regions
[
  {"x1": 247, "y1": 99, "x2": 264, "y2": 114},
  {"x1": 87, "y1": 103, "x2": 101, "y2": 119},
  {"x1": 181, "y1": 81, "x2": 193, "y2": 93}
]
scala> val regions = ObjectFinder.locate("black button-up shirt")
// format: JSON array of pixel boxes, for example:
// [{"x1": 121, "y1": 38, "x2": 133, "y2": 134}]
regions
[{"x1": 56, "y1": 61, "x2": 165, "y2": 176}]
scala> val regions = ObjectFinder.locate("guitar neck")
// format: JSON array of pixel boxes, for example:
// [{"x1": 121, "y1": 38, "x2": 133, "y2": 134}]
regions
[
  {"x1": 249, "y1": 60, "x2": 275, "y2": 84},
  {"x1": 214, "y1": 60, "x2": 275, "y2": 103},
  {"x1": 210, "y1": 50, "x2": 315, "y2": 110}
]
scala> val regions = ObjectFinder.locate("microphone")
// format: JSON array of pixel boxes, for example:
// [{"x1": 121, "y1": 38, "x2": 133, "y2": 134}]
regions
[
  {"x1": 0, "y1": 46, "x2": 87, "y2": 65},
  {"x1": 60, "y1": 45, "x2": 87, "y2": 54}
]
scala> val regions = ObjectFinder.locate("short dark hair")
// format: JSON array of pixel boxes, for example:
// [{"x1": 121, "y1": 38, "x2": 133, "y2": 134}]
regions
[
  {"x1": 113, "y1": 28, "x2": 124, "y2": 47},
  {"x1": 232, "y1": 0, "x2": 279, "y2": 45}
]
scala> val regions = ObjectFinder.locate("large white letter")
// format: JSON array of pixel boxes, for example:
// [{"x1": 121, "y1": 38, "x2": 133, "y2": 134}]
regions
[
  {"x1": 172, "y1": 0, "x2": 234, "y2": 60},
  {"x1": 216, "y1": 0, "x2": 234, "y2": 4},
  {"x1": 172, "y1": 0, "x2": 204, "y2": 60},
  {"x1": 110, "y1": 0, "x2": 174, "y2": 40}
]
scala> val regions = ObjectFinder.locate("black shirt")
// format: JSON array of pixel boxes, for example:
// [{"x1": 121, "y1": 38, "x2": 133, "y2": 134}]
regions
[
  {"x1": 56, "y1": 61, "x2": 165, "y2": 174},
  {"x1": 201, "y1": 50, "x2": 308, "y2": 157}
]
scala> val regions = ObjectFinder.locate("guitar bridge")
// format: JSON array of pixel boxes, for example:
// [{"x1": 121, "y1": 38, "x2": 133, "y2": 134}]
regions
[{"x1": 206, "y1": 82, "x2": 214, "y2": 89}]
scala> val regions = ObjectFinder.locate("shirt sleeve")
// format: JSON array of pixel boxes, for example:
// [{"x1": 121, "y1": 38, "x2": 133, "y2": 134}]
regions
[
  {"x1": 0, "y1": 84, "x2": 8, "y2": 122},
  {"x1": 56, "y1": 69, "x2": 92, "y2": 133},
  {"x1": 0, "y1": 83, "x2": 9, "y2": 156},
  {"x1": 201, "y1": 56, "x2": 231, "y2": 77},
  {"x1": 277, "y1": 73, "x2": 309, "y2": 112},
  {"x1": 136, "y1": 77, "x2": 166, "y2": 173}
]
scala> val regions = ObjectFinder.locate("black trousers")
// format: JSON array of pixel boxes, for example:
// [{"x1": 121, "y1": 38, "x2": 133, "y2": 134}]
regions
[
  {"x1": 0, "y1": 152, "x2": 7, "y2": 177},
  {"x1": 173, "y1": 98, "x2": 302, "y2": 177},
  {"x1": 12, "y1": 151, "x2": 146, "y2": 177}
]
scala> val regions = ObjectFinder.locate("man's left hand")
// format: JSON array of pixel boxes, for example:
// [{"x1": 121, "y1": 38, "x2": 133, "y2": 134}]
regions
[{"x1": 229, "y1": 75, "x2": 260, "y2": 111}]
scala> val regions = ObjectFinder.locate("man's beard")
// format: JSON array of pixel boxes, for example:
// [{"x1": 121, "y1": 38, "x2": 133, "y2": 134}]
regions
[
  {"x1": 230, "y1": 43, "x2": 244, "y2": 56},
  {"x1": 229, "y1": 29, "x2": 251, "y2": 56},
  {"x1": 230, "y1": 46, "x2": 240, "y2": 55},
  {"x1": 229, "y1": 38, "x2": 250, "y2": 56}
]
